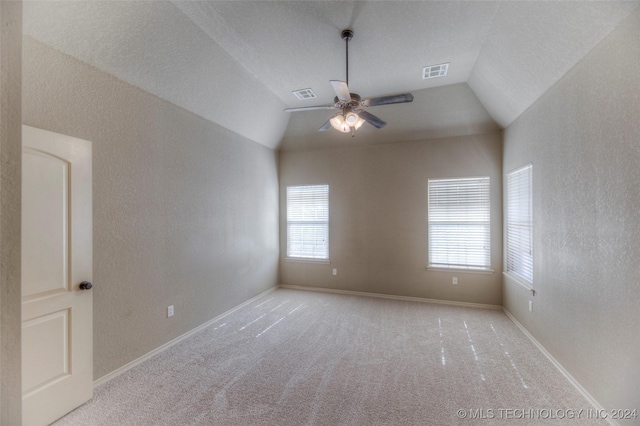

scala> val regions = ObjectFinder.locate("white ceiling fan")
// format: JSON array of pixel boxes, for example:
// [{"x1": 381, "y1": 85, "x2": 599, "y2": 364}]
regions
[{"x1": 284, "y1": 29, "x2": 414, "y2": 137}]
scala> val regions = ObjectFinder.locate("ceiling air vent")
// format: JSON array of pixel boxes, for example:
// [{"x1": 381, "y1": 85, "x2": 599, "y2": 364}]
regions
[
  {"x1": 292, "y1": 88, "x2": 317, "y2": 100},
  {"x1": 422, "y1": 63, "x2": 449, "y2": 79}
]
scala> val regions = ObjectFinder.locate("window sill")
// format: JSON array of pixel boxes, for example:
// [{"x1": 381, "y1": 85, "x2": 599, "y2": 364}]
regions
[
  {"x1": 503, "y1": 272, "x2": 535, "y2": 296},
  {"x1": 285, "y1": 258, "x2": 331, "y2": 264},
  {"x1": 427, "y1": 266, "x2": 494, "y2": 275}
]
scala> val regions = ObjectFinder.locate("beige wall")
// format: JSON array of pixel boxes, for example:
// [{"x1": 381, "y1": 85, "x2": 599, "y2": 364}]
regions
[
  {"x1": 280, "y1": 132, "x2": 503, "y2": 306},
  {"x1": 503, "y1": 9, "x2": 640, "y2": 421},
  {"x1": 0, "y1": 2, "x2": 22, "y2": 424},
  {"x1": 22, "y1": 38, "x2": 280, "y2": 379}
]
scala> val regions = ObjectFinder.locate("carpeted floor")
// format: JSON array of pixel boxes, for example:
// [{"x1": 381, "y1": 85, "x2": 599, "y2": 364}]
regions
[{"x1": 54, "y1": 289, "x2": 606, "y2": 425}]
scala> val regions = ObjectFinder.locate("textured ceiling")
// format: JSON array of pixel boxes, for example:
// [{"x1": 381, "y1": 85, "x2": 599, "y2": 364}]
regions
[{"x1": 23, "y1": 1, "x2": 639, "y2": 150}]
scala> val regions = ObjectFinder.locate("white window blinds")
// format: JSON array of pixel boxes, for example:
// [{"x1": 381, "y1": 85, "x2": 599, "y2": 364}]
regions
[
  {"x1": 506, "y1": 164, "x2": 533, "y2": 283},
  {"x1": 286, "y1": 185, "x2": 329, "y2": 259},
  {"x1": 428, "y1": 177, "x2": 491, "y2": 270}
]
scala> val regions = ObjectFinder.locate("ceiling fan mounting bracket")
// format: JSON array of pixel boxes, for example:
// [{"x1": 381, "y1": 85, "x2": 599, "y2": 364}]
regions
[{"x1": 341, "y1": 29, "x2": 354, "y2": 42}]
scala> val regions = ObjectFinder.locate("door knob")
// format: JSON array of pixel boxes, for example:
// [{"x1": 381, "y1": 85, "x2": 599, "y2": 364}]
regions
[{"x1": 79, "y1": 281, "x2": 93, "y2": 290}]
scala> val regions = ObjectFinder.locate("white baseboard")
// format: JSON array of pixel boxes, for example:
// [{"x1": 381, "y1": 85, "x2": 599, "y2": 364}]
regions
[
  {"x1": 280, "y1": 284, "x2": 502, "y2": 310},
  {"x1": 502, "y1": 308, "x2": 619, "y2": 426},
  {"x1": 93, "y1": 286, "x2": 278, "y2": 388}
]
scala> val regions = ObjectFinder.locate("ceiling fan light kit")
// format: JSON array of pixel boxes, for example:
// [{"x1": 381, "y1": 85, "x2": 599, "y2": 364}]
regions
[
  {"x1": 330, "y1": 106, "x2": 365, "y2": 133},
  {"x1": 284, "y1": 29, "x2": 414, "y2": 137}
]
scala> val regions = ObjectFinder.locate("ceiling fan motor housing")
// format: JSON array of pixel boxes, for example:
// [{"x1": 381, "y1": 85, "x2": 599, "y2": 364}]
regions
[{"x1": 334, "y1": 92, "x2": 361, "y2": 106}]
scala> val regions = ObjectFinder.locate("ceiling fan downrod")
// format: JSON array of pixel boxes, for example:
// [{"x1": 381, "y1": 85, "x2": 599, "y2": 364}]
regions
[{"x1": 341, "y1": 29, "x2": 353, "y2": 87}]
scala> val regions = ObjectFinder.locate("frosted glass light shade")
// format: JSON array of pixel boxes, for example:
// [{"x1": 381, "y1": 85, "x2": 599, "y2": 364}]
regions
[
  {"x1": 330, "y1": 114, "x2": 351, "y2": 133},
  {"x1": 345, "y1": 112, "x2": 359, "y2": 127}
]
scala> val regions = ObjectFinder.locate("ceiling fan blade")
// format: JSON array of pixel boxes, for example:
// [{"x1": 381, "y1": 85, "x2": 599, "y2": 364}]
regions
[
  {"x1": 284, "y1": 105, "x2": 337, "y2": 113},
  {"x1": 330, "y1": 80, "x2": 351, "y2": 102},
  {"x1": 361, "y1": 93, "x2": 414, "y2": 107},
  {"x1": 318, "y1": 119, "x2": 332, "y2": 131},
  {"x1": 358, "y1": 110, "x2": 387, "y2": 129}
]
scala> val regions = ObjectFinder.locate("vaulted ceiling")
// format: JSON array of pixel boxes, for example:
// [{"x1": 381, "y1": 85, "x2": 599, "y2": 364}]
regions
[{"x1": 23, "y1": 1, "x2": 639, "y2": 150}]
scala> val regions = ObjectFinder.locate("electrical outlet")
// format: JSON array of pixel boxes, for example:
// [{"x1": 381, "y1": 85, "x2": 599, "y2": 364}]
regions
[
  {"x1": 452, "y1": 277, "x2": 458, "y2": 285},
  {"x1": 332, "y1": 269, "x2": 337, "y2": 276},
  {"x1": 529, "y1": 301, "x2": 533, "y2": 312},
  {"x1": 168, "y1": 305, "x2": 174, "y2": 318}
]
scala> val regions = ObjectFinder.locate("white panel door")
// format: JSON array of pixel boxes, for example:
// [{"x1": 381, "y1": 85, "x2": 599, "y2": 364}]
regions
[{"x1": 21, "y1": 125, "x2": 93, "y2": 426}]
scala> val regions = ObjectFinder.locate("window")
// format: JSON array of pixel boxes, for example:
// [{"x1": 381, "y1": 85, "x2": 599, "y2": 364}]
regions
[
  {"x1": 506, "y1": 164, "x2": 533, "y2": 284},
  {"x1": 286, "y1": 185, "x2": 329, "y2": 260},
  {"x1": 428, "y1": 177, "x2": 491, "y2": 270}
]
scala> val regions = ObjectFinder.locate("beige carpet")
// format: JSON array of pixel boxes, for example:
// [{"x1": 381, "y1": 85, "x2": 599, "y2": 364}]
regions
[{"x1": 54, "y1": 289, "x2": 606, "y2": 425}]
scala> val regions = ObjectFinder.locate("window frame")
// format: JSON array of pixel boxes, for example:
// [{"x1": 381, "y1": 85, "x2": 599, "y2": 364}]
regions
[
  {"x1": 505, "y1": 164, "x2": 533, "y2": 286},
  {"x1": 285, "y1": 184, "x2": 330, "y2": 262},
  {"x1": 427, "y1": 176, "x2": 492, "y2": 272}
]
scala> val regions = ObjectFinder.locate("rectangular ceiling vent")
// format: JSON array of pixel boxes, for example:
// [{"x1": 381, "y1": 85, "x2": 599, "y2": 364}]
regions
[
  {"x1": 292, "y1": 88, "x2": 317, "y2": 100},
  {"x1": 422, "y1": 63, "x2": 449, "y2": 79}
]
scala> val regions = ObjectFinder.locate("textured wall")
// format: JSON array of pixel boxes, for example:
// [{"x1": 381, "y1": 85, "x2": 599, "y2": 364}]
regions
[
  {"x1": 468, "y1": 1, "x2": 637, "y2": 128},
  {"x1": 503, "y1": 9, "x2": 640, "y2": 421},
  {"x1": 23, "y1": 1, "x2": 289, "y2": 150},
  {"x1": 0, "y1": 1, "x2": 22, "y2": 424},
  {"x1": 22, "y1": 37, "x2": 280, "y2": 379},
  {"x1": 280, "y1": 132, "x2": 503, "y2": 306}
]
